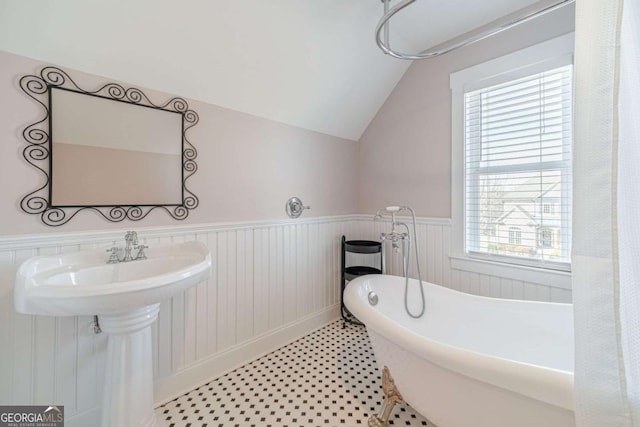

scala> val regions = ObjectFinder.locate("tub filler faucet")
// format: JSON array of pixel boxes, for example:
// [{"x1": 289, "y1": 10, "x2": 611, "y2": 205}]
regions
[
  {"x1": 374, "y1": 206, "x2": 426, "y2": 319},
  {"x1": 375, "y1": 207, "x2": 409, "y2": 272}
]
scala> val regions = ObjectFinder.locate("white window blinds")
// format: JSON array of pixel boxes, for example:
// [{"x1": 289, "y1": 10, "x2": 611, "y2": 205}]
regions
[{"x1": 464, "y1": 64, "x2": 573, "y2": 269}]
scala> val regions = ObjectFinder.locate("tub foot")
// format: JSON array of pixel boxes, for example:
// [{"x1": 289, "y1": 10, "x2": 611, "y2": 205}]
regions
[{"x1": 368, "y1": 365, "x2": 404, "y2": 427}]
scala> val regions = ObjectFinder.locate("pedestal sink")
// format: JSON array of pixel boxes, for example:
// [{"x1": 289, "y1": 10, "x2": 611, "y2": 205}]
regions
[{"x1": 14, "y1": 240, "x2": 212, "y2": 427}]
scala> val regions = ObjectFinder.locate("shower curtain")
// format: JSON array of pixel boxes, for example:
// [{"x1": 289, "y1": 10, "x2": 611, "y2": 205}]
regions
[{"x1": 573, "y1": 0, "x2": 640, "y2": 426}]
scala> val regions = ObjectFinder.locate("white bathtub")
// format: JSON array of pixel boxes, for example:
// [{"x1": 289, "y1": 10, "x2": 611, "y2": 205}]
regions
[{"x1": 344, "y1": 274, "x2": 575, "y2": 427}]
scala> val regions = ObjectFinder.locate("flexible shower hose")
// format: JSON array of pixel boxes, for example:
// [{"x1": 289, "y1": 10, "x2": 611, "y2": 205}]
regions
[{"x1": 402, "y1": 208, "x2": 426, "y2": 318}]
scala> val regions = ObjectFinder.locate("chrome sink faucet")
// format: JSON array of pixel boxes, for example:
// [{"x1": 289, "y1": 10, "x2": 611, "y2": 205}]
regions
[
  {"x1": 105, "y1": 231, "x2": 148, "y2": 264},
  {"x1": 135, "y1": 244, "x2": 148, "y2": 260},
  {"x1": 106, "y1": 247, "x2": 120, "y2": 264},
  {"x1": 123, "y1": 231, "x2": 138, "y2": 262}
]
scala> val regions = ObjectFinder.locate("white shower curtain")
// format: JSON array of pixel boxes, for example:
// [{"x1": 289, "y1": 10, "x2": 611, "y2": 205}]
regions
[{"x1": 573, "y1": 0, "x2": 640, "y2": 426}]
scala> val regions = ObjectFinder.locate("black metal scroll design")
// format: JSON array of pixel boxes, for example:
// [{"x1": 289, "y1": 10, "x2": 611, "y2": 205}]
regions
[{"x1": 19, "y1": 66, "x2": 199, "y2": 226}]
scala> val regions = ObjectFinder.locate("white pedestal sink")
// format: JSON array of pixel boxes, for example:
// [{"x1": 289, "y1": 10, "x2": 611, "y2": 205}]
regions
[{"x1": 14, "y1": 241, "x2": 212, "y2": 427}]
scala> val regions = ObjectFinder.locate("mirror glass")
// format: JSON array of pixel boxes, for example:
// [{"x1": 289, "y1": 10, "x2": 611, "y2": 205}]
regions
[{"x1": 50, "y1": 87, "x2": 183, "y2": 206}]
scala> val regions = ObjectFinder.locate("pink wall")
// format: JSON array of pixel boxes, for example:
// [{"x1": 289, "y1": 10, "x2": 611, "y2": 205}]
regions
[
  {"x1": 357, "y1": 5, "x2": 575, "y2": 219},
  {"x1": 0, "y1": 51, "x2": 358, "y2": 235},
  {"x1": 0, "y1": 6, "x2": 577, "y2": 237}
]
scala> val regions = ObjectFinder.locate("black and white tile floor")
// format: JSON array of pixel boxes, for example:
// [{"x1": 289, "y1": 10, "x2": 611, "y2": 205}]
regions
[{"x1": 157, "y1": 320, "x2": 432, "y2": 427}]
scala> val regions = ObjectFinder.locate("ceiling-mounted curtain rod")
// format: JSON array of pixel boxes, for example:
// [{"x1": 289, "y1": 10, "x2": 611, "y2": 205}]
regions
[{"x1": 376, "y1": 0, "x2": 575, "y2": 60}]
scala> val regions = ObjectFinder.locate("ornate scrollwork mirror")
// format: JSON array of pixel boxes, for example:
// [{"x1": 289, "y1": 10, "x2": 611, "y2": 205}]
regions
[{"x1": 19, "y1": 67, "x2": 199, "y2": 226}]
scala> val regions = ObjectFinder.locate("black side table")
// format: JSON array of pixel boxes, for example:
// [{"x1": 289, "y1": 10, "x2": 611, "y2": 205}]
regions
[{"x1": 340, "y1": 236, "x2": 383, "y2": 327}]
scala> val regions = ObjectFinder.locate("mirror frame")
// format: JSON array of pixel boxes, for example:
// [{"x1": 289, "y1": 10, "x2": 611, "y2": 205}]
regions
[{"x1": 19, "y1": 66, "x2": 199, "y2": 226}]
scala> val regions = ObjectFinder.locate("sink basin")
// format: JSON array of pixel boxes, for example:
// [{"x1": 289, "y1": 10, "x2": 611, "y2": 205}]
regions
[
  {"x1": 15, "y1": 240, "x2": 211, "y2": 316},
  {"x1": 14, "y1": 240, "x2": 212, "y2": 427}
]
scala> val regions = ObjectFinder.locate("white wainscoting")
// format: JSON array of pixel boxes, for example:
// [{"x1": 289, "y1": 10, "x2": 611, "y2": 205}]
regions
[
  {"x1": 0, "y1": 216, "x2": 360, "y2": 426},
  {"x1": 351, "y1": 217, "x2": 572, "y2": 303},
  {"x1": 0, "y1": 214, "x2": 572, "y2": 426}
]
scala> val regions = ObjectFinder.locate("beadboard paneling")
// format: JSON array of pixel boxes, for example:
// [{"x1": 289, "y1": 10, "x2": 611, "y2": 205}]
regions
[
  {"x1": 0, "y1": 214, "x2": 572, "y2": 426},
  {"x1": 0, "y1": 216, "x2": 356, "y2": 423},
  {"x1": 350, "y1": 217, "x2": 572, "y2": 304}
]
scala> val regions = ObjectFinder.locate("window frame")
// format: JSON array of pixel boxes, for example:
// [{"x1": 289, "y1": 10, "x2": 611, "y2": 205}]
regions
[
  {"x1": 464, "y1": 64, "x2": 573, "y2": 267},
  {"x1": 449, "y1": 33, "x2": 574, "y2": 288}
]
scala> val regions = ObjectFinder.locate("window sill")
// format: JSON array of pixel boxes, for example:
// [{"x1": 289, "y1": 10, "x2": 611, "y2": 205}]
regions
[{"x1": 449, "y1": 254, "x2": 572, "y2": 290}]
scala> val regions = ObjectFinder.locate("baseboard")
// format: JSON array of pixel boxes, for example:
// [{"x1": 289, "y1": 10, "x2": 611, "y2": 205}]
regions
[{"x1": 153, "y1": 304, "x2": 341, "y2": 406}]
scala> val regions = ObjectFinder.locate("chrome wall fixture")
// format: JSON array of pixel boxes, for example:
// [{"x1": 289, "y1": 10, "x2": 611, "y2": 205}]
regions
[
  {"x1": 285, "y1": 197, "x2": 310, "y2": 218},
  {"x1": 376, "y1": 0, "x2": 575, "y2": 60}
]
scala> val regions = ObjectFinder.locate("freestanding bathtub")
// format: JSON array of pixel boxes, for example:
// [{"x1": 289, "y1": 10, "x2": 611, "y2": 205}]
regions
[{"x1": 344, "y1": 274, "x2": 575, "y2": 427}]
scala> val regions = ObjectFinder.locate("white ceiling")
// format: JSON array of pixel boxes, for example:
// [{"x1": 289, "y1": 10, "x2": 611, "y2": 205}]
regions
[{"x1": 0, "y1": 0, "x2": 552, "y2": 140}]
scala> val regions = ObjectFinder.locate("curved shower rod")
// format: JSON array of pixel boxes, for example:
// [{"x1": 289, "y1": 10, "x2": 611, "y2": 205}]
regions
[{"x1": 376, "y1": 0, "x2": 575, "y2": 60}]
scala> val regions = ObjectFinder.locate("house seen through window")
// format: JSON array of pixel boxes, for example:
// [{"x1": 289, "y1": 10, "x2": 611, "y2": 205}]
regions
[{"x1": 464, "y1": 64, "x2": 573, "y2": 269}]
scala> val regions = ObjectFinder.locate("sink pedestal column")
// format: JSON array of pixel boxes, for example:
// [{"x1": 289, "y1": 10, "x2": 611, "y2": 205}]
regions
[{"x1": 99, "y1": 304, "x2": 161, "y2": 427}]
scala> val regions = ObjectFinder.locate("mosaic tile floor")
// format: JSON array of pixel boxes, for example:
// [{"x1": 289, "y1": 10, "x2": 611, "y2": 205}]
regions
[{"x1": 157, "y1": 320, "x2": 432, "y2": 427}]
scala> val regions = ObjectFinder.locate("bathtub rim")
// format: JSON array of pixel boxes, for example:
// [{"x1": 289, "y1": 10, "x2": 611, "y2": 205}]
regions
[{"x1": 344, "y1": 274, "x2": 574, "y2": 412}]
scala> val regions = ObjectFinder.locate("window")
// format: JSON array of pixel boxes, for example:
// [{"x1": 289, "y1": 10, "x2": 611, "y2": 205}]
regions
[
  {"x1": 508, "y1": 227, "x2": 522, "y2": 245},
  {"x1": 450, "y1": 34, "x2": 574, "y2": 276},
  {"x1": 464, "y1": 65, "x2": 572, "y2": 268},
  {"x1": 538, "y1": 228, "x2": 554, "y2": 248}
]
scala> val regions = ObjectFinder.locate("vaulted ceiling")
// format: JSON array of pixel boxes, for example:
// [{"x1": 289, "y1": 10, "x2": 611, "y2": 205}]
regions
[{"x1": 0, "y1": 0, "x2": 552, "y2": 140}]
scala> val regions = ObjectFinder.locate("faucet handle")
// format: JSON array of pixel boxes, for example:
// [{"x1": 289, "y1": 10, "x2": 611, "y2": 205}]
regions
[
  {"x1": 106, "y1": 247, "x2": 120, "y2": 264},
  {"x1": 134, "y1": 244, "x2": 148, "y2": 260},
  {"x1": 125, "y1": 230, "x2": 138, "y2": 243}
]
